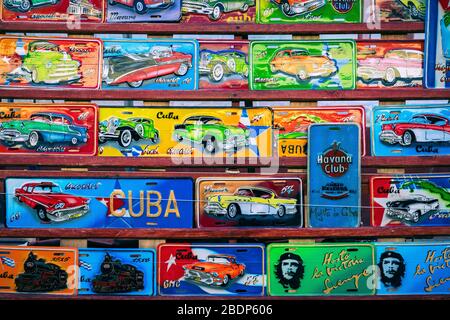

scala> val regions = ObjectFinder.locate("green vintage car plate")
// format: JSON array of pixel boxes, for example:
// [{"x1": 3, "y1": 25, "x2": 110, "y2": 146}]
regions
[
  {"x1": 267, "y1": 243, "x2": 375, "y2": 296},
  {"x1": 256, "y1": 0, "x2": 362, "y2": 24},
  {"x1": 250, "y1": 40, "x2": 356, "y2": 90}
]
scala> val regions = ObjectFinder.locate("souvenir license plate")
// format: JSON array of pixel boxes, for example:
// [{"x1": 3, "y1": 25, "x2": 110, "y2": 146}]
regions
[
  {"x1": 1, "y1": 0, "x2": 104, "y2": 22},
  {"x1": 371, "y1": 174, "x2": 450, "y2": 226},
  {"x1": 0, "y1": 36, "x2": 102, "y2": 89},
  {"x1": 107, "y1": 0, "x2": 181, "y2": 22},
  {"x1": 181, "y1": 0, "x2": 255, "y2": 23},
  {"x1": 371, "y1": 104, "x2": 450, "y2": 156},
  {"x1": 5, "y1": 177, "x2": 194, "y2": 228},
  {"x1": 371, "y1": 0, "x2": 425, "y2": 22},
  {"x1": 274, "y1": 106, "x2": 365, "y2": 157},
  {"x1": 424, "y1": 0, "x2": 450, "y2": 88},
  {"x1": 158, "y1": 243, "x2": 265, "y2": 296},
  {"x1": 199, "y1": 40, "x2": 249, "y2": 90},
  {"x1": 256, "y1": 0, "x2": 362, "y2": 24},
  {"x1": 375, "y1": 242, "x2": 450, "y2": 295},
  {"x1": 102, "y1": 39, "x2": 198, "y2": 90},
  {"x1": 0, "y1": 103, "x2": 98, "y2": 156},
  {"x1": 267, "y1": 243, "x2": 375, "y2": 296},
  {"x1": 357, "y1": 40, "x2": 424, "y2": 88},
  {"x1": 0, "y1": 246, "x2": 77, "y2": 295},
  {"x1": 308, "y1": 123, "x2": 361, "y2": 227},
  {"x1": 78, "y1": 248, "x2": 155, "y2": 295},
  {"x1": 97, "y1": 107, "x2": 273, "y2": 158},
  {"x1": 196, "y1": 177, "x2": 303, "y2": 227},
  {"x1": 250, "y1": 40, "x2": 356, "y2": 90}
]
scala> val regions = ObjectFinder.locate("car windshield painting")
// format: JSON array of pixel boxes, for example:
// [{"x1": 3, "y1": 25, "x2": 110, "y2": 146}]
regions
[
  {"x1": 207, "y1": 256, "x2": 231, "y2": 264},
  {"x1": 33, "y1": 185, "x2": 62, "y2": 193}
]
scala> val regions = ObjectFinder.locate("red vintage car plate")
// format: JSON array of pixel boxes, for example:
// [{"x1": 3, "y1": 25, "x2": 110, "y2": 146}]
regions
[
  {"x1": 0, "y1": 246, "x2": 78, "y2": 295},
  {"x1": 158, "y1": 243, "x2": 265, "y2": 296},
  {"x1": 196, "y1": 176, "x2": 303, "y2": 227},
  {"x1": 0, "y1": 36, "x2": 102, "y2": 89},
  {"x1": 0, "y1": 103, "x2": 98, "y2": 156}
]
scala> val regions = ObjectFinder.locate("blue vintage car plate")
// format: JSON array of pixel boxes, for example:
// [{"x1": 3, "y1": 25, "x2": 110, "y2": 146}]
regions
[
  {"x1": 102, "y1": 39, "x2": 198, "y2": 90},
  {"x1": 307, "y1": 123, "x2": 361, "y2": 227},
  {"x1": 376, "y1": 242, "x2": 450, "y2": 295},
  {"x1": 371, "y1": 104, "x2": 450, "y2": 156},
  {"x1": 78, "y1": 248, "x2": 156, "y2": 296},
  {"x1": 158, "y1": 243, "x2": 265, "y2": 296},
  {"x1": 371, "y1": 174, "x2": 450, "y2": 227},
  {"x1": 425, "y1": 1, "x2": 450, "y2": 88},
  {"x1": 107, "y1": 0, "x2": 181, "y2": 22},
  {"x1": 5, "y1": 177, "x2": 194, "y2": 228}
]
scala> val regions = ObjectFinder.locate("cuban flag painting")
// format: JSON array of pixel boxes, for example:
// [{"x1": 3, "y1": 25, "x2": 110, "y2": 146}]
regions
[
  {"x1": 158, "y1": 244, "x2": 265, "y2": 296},
  {"x1": 425, "y1": 0, "x2": 450, "y2": 88}
]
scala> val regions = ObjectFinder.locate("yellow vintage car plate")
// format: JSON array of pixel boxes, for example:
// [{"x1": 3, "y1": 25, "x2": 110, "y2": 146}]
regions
[{"x1": 98, "y1": 107, "x2": 273, "y2": 158}]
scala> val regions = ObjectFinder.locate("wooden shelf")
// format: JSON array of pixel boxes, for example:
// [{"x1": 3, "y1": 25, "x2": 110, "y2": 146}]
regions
[
  {"x1": 1, "y1": 88, "x2": 450, "y2": 101},
  {"x1": 0, "y1": 155, "x2": 448, "y2": 168},
  {"x1": 1, "y1": 227, "x2": 449, "y2": 239},
  {"x1": 0, "y1": 21, "x2": 424, "y2": 35}
]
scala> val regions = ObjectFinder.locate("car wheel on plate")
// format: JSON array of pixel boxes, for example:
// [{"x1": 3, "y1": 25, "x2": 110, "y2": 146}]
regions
[
  {"x1": 175, "y1": 63, "x2": 189, "y2": 76},
  {"x1": 401, "y1": 131, "x2": 414, "y2": 146},
  {"x1": 118, "y1": 129, "x2": 132, "y2": 147},
  {"x1": 227, "y1": 203, "x2": 240, "y2": 219},
  {"x1": 297, "y1": 70, "x2": 308, "y2": 81},
  {"x1": 209, "y1": 5, "x2": 222, "y2": 21},
  {"x1": 26, "y1": 131, "x2": 40, "y2": 149},
  {"x1": 19, "y1": 0, "x2": 31, "y2": 12},
  {"x1": 71, "y1": 137, "x2": 78, "y2": 145},
  {"x1": 277, "y1": 205, "x2": 286, "y2": 217},
  {"x1": 412, "y1": 210, "x2": 420, "y2": 223},
  {"x1": 409, "y1": 3, "x2": 419, "y2": 19},
  {"x1": 127, "y1": 80, "x2": 143, "y2": 88},
  {"x1": 37, "y1": 207, "x2": 50, "y2": 222},
  {"x1": 241, "y1": 3, "x2": 249, "y2": 12},
  {"x1": 221, "y1": 275, "x2": 229, "y2": 286},
  {"x1": 211, "y1": 63, "x2": 224, "y2": 82},
  {"x1": 382, "y1": 68, "x2": 398, "y2": 86},
  {"x1": 227, "y1": 59, "x2": 236, "y2": 73},
  {"x1": 175, "y1": 134, "x2": 183, "y2": 142},
  {"x1": 151, "y1": 131, "x2": 159, "y2": 144},
  {"x1": 203, "y1": 136, "x2": 217, "y2": 154},
  {"x1": 136, "y1": 124, "x2": 144, "y2": 138},
  {"x1": 134, "y1": 0, "x2": 147, "y2": 14},
  {"x1": 31, "y1": 69, "x2": 40, "y2": 84},
  {"x1": 281, "y1": 2, "x2": 292, "y2": 16}
]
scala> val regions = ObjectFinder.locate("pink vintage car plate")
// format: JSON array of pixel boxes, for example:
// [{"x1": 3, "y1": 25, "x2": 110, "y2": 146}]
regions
[
  {"x1": 158, "y1": 243, "x2": 265, "y2": 296},
  {"x1": 371, "y1": 104, "x2": 450, "y2": 156},
  {"x1": 0, "y1": 103, "x2": 98, "y2": 156}
]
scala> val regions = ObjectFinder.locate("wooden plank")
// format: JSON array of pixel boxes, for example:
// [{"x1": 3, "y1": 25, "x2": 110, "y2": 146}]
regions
[
  {"x1": 139, "y1": 240, "x2": 165, "y2": 249},
  {"x1": 60, "y1": 239, "x2": 88, "y2": 248}
]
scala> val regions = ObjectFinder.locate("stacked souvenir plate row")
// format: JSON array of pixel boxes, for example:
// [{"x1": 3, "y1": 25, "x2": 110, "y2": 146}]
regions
[
  {"x1": 0, "y1": 242, "x2": 448, "y2": 296},
  {"x1": 0, "y1": 0, "x2": 425, "y2": 24}
]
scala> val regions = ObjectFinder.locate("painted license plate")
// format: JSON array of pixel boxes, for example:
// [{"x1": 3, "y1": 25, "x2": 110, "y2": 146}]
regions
[
  {"x1": 1, "y1": 0, "x2": 104, "y2": 22},
  {"x1": 357, "y1": 40, "x2": 424, "y2": 88},
  {"x1": 5, "y1": 177, "x2": 194, "y2": 228},
  {"x1": 371, "y1": 0, "x2": 426, "y2": 22},
  {"x1": 308, "y1": 123, "x2": 361, "y2": 227},
  {"x1": 371, "y1": 104, "x2": 450, "y2": 156},
  {"x1": 257, "y1": 0, "x2": 362, "y2": 24},
  {"x1": 158, "y1": 243, "x2": 265, "y2": 296},
  {"x1": 199, "y1": 40, "x2": 249, "y2": 90},
  {"x1": 181, "y1": 0, "x2": 255, "y2": 23},
  {"x1": 274, "y1": 106, "x2": 366, "y2": 157},
  {"x1": 78, "y1": 248, "x2": 155, "y2": 295},
  {"x1": 0, "y1": 36, "x2": 102, "y2": 89},
  {"x1": 107, "y1": 0, "x2": 181, "y2": 22},
  {"x1": 196, "y1": 177, "x2": 303, "y2": 227},
  {"x1": 371, "y1": 174, "x2": 450, "y2": 226},
  {"x1": 102, "y1": 39, "x2": 198, "y2": 90},
  {"x1": 98, "y1": 107, "x2": 273, "y2": 158},
  {"x1": 375, "y1": 242, "x2": 450, "y2": 295},
  {"x1": 425, "y1": 0, "x2": 450, "y2": 88},
  {"x1": 267, "y1": 243, "x2": 375, "y2": 296},
  {"x1": 250, "y1": 40, "x2": 356, "y2": 90},
  {"x1": 0, "y1": 246, "x2": 78, "y2": 295},
  {"x1": 0, "y1": 103, "x2": 98, "y2": 156}
]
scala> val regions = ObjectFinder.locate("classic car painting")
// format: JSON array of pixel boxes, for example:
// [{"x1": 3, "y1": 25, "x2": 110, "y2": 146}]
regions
[
  {"x1": 358, "y1": 48, "x2": 423, "y2": 86},
  {"x1": 0, "y1": 112, "x2": 88, "y2": 149},
  {"x1": 374, "y1": 0, "x2": 425, "y2": 22},
  {"x1": 200, "y1": 49, "x2": 248, "y2": 82},
  {"x1": 379, "y1": 114, "x2": 450, "y2": 146},
  {"x1": 386, "y1": 195, "x2": 440, "y2": 223},
  {"x1": 108, "y1": 0, "x2": 174, "y2": 14},
  {"x1": 182, "y1": 0, "x2": 254, "y2": 20},
  {"x1": 269, "y1": 48, "x2": 337, "y2": 81},
  {"x1": 173, "y1": 115, "x2": 249, "y2": 154},
  {"x1": 3, "y1": 0, "x2": 61, "y2": 12},
  {"x1": 397, "y1": 0, "x2": 425, "y2": 19},
  {"x1": 204, "y1": 186, "x2": 298, "y2": 219},
  {"x1": 14, "y1": 182, "x2": 90, "y2": 222},
  {"x1": 103, "y1": 47, "x2": 192, "y2": 88},
  {"x1": 183, "y1": 254, "x2": 245, "y2": 287},
  {"x1": 270, "y1": 0, "x2": 325, "y2": 17},
  {"x1": 99, "y1": 117, "x2": 159, "y2": 148}
]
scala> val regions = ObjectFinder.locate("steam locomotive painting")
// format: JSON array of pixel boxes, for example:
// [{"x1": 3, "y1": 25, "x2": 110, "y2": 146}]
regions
[{"x1": 79, "y1": 249, "x2": 155, "y2": 295}]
